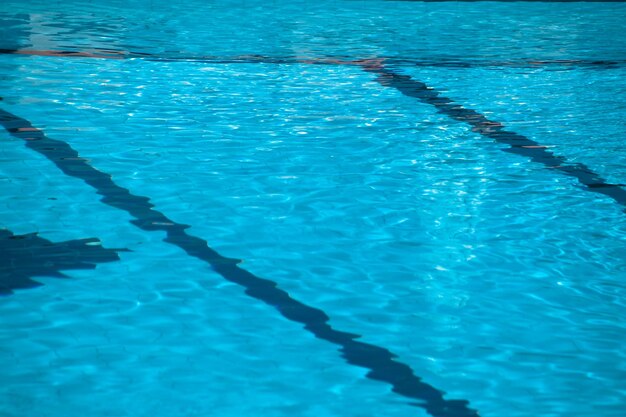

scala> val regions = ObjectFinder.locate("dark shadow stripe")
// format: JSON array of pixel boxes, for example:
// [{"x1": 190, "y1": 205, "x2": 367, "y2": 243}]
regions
[
  {"x1": 0, "y1": 108, "x2": 480, "y2": 417},
  {"x1": 360, "y1": 63, "x2": 626, "y2": 208},
  {"x1": 2, "y1": 49, "x2": 626, "y2": 70},
  {"x1": 0, "y1": 229, "x2": 126, "y2": 296}
]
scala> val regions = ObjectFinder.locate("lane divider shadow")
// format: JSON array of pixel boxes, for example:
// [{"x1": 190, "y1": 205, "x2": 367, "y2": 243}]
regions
[{"x1": 0, "y1": 108, "x2": 480, "y2": 417}]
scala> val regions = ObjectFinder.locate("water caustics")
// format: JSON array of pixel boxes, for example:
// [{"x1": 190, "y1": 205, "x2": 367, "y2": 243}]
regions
[{"x1": 1, "y1": 2, "x2": 626, "y2": 417}]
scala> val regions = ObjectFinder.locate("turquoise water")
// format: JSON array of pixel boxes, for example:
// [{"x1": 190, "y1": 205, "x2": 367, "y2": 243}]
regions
[{"x1": 1, "y1": 1, "x2": 626, "y2": 416}]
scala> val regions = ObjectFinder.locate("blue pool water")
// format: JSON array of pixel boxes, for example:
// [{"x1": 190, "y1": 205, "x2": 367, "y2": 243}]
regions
[{"x1": 1, "y1": 1, "x2": 626, "y2": 416}]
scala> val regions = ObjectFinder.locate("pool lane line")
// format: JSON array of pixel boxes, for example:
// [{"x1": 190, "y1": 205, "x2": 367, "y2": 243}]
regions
[
  {"x1": 1, "y1": 49, "x2": 621, "y2": 414},
  {"x1": 2, "y1": 49, "x2": 626, "y2": 70},
  {"x1": 355, "y1": 60, "x2": 626, "y2": 209},
  {"x1": 0, "y1": 108, "x2": 480, "y2": 417}
]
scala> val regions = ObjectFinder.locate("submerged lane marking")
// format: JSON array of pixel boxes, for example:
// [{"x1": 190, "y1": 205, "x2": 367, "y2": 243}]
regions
[
  {"x1": 358, "y1": 61, "x2": 626, "y2": 209},
  {"x1": 4, "y1": 48, "x2": 626, "y2": 208},
  {"x1": 0, "y1": 108, "x2": 480, "y2": 417},
  {"x1": 2, "y1": 48, "x2": 622, "y2": 416}
]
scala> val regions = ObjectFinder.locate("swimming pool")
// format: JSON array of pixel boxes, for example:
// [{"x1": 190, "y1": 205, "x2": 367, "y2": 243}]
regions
[{"x1": 1, "y1": 1, "x2": 626, "y2": 416}]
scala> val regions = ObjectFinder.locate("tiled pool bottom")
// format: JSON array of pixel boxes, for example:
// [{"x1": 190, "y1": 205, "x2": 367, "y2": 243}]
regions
[{"x1": 2, "y1": 1, "x2": 626, "y2": 417}]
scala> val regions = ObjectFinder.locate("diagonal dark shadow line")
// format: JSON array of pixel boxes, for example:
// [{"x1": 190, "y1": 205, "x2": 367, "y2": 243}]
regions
[
  {"x1": 0, "y1": 107, "x2": 480, "y2": 417},
  {"x1": 360, "y1": 63, "x2": 626, "y2": 209}
]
